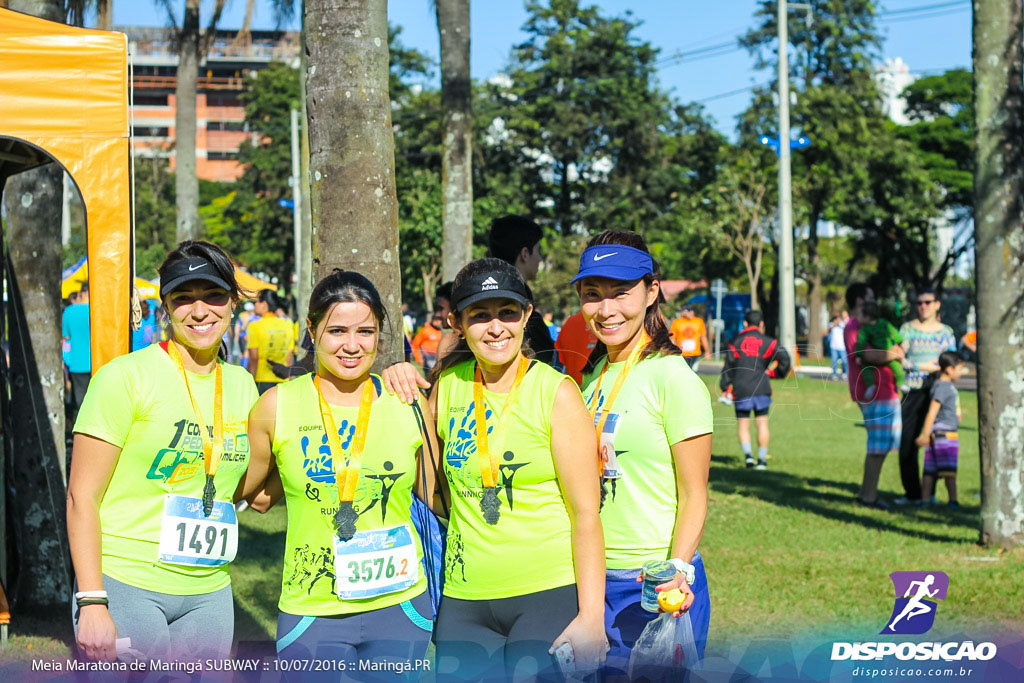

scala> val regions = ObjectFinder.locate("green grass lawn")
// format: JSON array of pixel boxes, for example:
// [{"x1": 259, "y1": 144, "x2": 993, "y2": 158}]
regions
[{"x1": 2, "y1": 375, "x2": 1020, "y2": 666}]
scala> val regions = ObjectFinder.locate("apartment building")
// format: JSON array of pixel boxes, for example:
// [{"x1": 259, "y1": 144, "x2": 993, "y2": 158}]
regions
[{"x1": 124, "y1": 26, "x2": 300, "y2": 182}]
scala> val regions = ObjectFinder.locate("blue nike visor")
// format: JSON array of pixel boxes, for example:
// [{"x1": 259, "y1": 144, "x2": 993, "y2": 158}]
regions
[{"x1": 571, "y1": 244, "x2": 654, "y2": 284}]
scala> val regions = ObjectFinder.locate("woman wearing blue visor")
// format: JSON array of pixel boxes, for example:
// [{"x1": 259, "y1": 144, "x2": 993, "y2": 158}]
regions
[{"x1": 572, "y1": 230, "x2": 713, "y2": 677}]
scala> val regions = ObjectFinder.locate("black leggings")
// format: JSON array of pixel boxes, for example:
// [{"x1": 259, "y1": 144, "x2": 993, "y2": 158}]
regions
[{"x1": 434, "y1": 584, "x2": 578, "y2": 682}]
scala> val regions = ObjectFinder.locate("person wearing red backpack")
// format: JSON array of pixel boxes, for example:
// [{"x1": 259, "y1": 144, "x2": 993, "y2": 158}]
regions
[{"x1": 719, "y1": 310, "x2": 791, "y2": 470}]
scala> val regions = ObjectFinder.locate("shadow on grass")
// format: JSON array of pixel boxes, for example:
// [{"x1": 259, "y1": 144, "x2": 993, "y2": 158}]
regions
[
  {"x1": 232, "y1": 510, "x2": 286, "y2": 646},
  {"x1": 5, "y1": 605, "x2": 75, "y2": 650},
  {"x1": 709, "y1": 454, "x2": 978, "y2": 543}
]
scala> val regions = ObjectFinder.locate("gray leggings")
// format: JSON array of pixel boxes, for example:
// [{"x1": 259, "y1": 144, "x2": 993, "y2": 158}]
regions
[{"x1": 72, "y1": 574, "x2": 234, "y2": 662}]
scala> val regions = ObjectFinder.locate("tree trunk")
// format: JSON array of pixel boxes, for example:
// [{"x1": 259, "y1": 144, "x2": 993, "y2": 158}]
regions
[
  {"x1": 974, "y1": 0, "x2": 1024, "y2": 548},
  {"x1": 421, "y1": 263, "x2": 439, "y2": 313},
  {"x1": 305, "y1": 0, "x2": 403, "y2": 368},
  {"x1": 2, "y1": 0, "x2": 74, "y2": 615},
  {"x1": 436, "y1": 0, "x2": 473, "y2": 281},
  {"x1": 175, "y1": 0, "x2": 201, "y2": 242},
  {"x1": 96, "y1": 0, "x2": 112, "y2": 30},
  {"x1": 230, "y1": 0, "x2": 255, "y2": 55}
]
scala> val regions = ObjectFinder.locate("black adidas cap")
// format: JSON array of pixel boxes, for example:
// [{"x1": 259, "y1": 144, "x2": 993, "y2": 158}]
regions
[
  {"x1": 451, "y1": 270, "x2": 530, "y2": 312},
  {"x1": 160, "y1": 257, "x2": 232, "y2": 296}
]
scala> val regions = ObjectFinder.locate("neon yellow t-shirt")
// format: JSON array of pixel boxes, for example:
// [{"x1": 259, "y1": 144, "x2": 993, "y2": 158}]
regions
[
  {"x1": 271, "y1": 374, "x2": 427, "y2": 615},
  {"x1": 582, "y1": 353, "x2": 713, "y2": 569},
  {"x1": 74, "y1": 343, "x2": 260, "y2": 594},
  {"x1": 436, "y1": 359, "x2": 576, "y2": 600},
  {"x1": 246, "y1": 313, "x2": 295, "y2": 383}
]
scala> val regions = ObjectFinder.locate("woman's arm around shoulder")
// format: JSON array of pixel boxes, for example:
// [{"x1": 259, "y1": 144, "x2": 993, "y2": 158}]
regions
[
  {"x1": 237, "y1": 385, "x2": 278, "y2": 504},
  {"x1": 549, "y1": 378, "x2": 607, "y2": 672}
]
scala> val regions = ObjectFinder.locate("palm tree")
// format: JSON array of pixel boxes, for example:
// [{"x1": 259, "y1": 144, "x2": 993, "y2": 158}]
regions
[
  {"x1": 154, "y1": 0, "x2": 226, "y2": 241},
  {"x1": 304, "y1": 0, "x2": 403, "y2": 366},
  {"x1": 65, "y1": 0, "x2": 112, "y2": 29},
  {"x1": 435, "y1": 0, "x2": 472, "y2": 281}
]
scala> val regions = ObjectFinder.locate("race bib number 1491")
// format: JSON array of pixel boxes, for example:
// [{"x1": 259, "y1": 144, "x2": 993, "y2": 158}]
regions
[{"x1": 158, "y1": 494, "x2": 238, "y2": 567}]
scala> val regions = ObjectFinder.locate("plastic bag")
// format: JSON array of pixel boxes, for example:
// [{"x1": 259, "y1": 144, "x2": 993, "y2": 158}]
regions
[{"x1": 628, "y1": 612, "x2": 700, "y2": 680}]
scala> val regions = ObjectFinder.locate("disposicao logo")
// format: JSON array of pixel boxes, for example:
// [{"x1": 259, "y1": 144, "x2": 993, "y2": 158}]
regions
[
  {"x1": 831, "y1": 571, "x2": 997, "y2": 663},
  {"x1": 882, "y1": 571, "x2": 948, "y2": 635}
]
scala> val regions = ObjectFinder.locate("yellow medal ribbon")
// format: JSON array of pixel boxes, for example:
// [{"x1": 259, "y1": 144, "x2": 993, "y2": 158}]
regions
[
  {"x1": 165, "y1": 341, "x2": 223, "y2": 512},
  {"x1": 315, "y1": 375, "x2": 375, "y2": 502},
  {"x1": 472, "y1": 356, "x2": 531, "y2": 489},
  {"x1": 588, "y1": 330, "x2": 650, "y2": 467}
]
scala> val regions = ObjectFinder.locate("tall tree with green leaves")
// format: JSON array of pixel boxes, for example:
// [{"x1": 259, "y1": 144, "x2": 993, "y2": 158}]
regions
[
  {"x1": 974, "y1": 0, "x2": 1024, "y2": 548},
  {"x1": 506, "y1": 0, "x2": 666, "y2": 234},
  {"x1": 898, "y1": 68, "x2": 974, "y2": 285},
  {"x1": 214, "y1": 62, "x2": 301, "y2": 289},
  {"x1": 435, "y1": 0, "x2": 473, "y2": 281},
  {"x1": 304, "y1": 0, "x2": 403, "y2": 366},
  {"x1": 701, "y1": 146, "x2": 777, "y2": 312}
]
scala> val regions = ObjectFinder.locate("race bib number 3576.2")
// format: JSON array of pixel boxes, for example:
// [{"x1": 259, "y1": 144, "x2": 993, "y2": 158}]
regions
[
  {"x1": 158, "y1": 494, "x2": 238, "y2": 567},
  {"x1": 333, "y1": 524, "x2": 420, "y2": 600}
]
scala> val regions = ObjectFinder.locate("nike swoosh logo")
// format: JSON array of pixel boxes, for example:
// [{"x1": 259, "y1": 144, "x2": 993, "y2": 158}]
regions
[
  {"x1": 593, "y1": 252, "x2": 618, "y2": 261},
  {"x1": 188, "y1": 263, "x2": 206, "y2": 271}
]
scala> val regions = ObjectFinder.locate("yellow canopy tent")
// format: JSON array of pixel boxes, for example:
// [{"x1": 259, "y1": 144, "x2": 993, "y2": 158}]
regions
[
  {"x1": 62, "y1": 257, "x2": 276, "y2": 299},
  {"x1": 235, "y1": 268, "x2": 278, "y2": 294},
  {"x1": 61, "y1": 258, "x2": 159, "y2": 299},
  {"x1": 0, "y1": 8, "x2": 131, "y2": 372}
]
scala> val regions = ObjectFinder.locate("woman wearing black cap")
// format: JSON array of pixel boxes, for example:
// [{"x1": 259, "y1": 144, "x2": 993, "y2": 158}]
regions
[
  {"x1": 573, "y1": 230, "x2": 713, "y2": 678},
  {"x1": 67, "y1": 241, "x2": 259, "y2": 662},
  {"x1": 427, "y1": 258, "x2": 607, "y2": 679}
]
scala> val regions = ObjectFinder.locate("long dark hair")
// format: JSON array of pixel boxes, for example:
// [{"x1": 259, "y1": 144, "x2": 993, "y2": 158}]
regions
[
  {"x1": 158, "y1": 240, "x2": 243, "y2": 302},
  {"x1": 428, "y1": 258, "x2": 534, "y2": 384},
  {"x1": 578, "y1": 230, "x2": 679, "y2": 375},
  {"x1": 306, "y1": 270, "x2": 390, "y2": 349}
]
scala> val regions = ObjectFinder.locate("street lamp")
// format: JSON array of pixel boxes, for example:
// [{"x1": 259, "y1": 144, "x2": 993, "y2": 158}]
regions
[
  {"x1": 758, "y1": 135, "x2": 811, "y2": 154},
  {"x1": 775, "y1": 0, "x2": 812, "y2": 368}
]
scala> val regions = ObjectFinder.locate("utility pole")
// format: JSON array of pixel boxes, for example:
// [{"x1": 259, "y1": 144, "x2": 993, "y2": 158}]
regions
[{"x1": 776, "y1": 0, "x2": 797, "y2": 362}]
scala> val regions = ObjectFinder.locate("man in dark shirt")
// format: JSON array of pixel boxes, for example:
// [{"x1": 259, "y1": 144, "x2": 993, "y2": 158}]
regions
[
  {"x1": 488, "y1": 215, "x2": 557, "y2": 365},
  {"x1": 719, "y1": 309, "x2": 791, "y2": 469}
]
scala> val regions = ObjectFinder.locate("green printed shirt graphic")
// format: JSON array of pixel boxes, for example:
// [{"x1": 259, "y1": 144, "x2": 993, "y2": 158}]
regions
[
  {"x1": 74, "y1": 343, "x2": 259, "y2": 594},
  {"x1": 582, "y1": 354, "x2": 713, "y2": 569},
  {"x1": 272, "y1": 374, "x2": 426, "y2": 615},
  {"x1": 436, "y1": 360, "x2": 576, "y2": 600}
]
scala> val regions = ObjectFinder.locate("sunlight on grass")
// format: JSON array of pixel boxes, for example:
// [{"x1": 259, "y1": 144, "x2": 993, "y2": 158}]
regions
[{"x1": 2, "y1": 376, "x2": 1019, "y2": 666}]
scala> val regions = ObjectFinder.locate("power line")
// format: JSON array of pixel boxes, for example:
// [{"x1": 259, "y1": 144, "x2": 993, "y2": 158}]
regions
[
  {"x1": 655, "y1": 40, "x2": 739, "y2": 67},
  {"x1": 693, "y1": 82, "x2": 771, "y2": 104},
  {"x1": 880, "y1": 6, "x2": 969, "y2": 24},
  {"x1": 877, "y1": 1, "x2": 968, "y2": 17}
]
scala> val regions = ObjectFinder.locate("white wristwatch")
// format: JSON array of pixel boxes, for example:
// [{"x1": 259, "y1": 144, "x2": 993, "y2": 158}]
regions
[{"x1": 668, "y1": 558, "x2": 696, "y2": 585}]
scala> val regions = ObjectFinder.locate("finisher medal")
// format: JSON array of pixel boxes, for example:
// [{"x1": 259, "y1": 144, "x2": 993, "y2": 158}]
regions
[
  {"x1": 335, "y1": 501, "x2": 359, "y2": 541},
  {"x1": 480, "y1": 487, "x2": 502, "y2": 525},
  {"x1": 203, "y1": 474, "x2": 217, "y2": 517}
]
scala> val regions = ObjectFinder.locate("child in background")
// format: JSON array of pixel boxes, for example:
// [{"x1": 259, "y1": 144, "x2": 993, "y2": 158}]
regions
[
  {"x1": 856, "y1": 301, "x2": 905, "y2": 400},
  {"x1": 916, "y1": 352, "x2": 965, "y2": 507}
]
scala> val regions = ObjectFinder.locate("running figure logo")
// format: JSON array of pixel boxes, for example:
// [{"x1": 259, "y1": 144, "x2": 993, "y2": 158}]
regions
[{"x1": 882, "y1": 571, "x2": 949, "y2": 635}]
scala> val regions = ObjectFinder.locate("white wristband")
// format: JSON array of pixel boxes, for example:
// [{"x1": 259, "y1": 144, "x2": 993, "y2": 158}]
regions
[
  {"x1": 668, "y1": 558, "x2": 696, "y2": 585},
  {"x1": 74, "y1": 590, "x2": 108, "y2": 600}
]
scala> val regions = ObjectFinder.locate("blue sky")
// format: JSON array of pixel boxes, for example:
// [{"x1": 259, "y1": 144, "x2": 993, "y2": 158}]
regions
[{"x1": 111, "y1": 1, "x2": 972, "y2": 134}]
